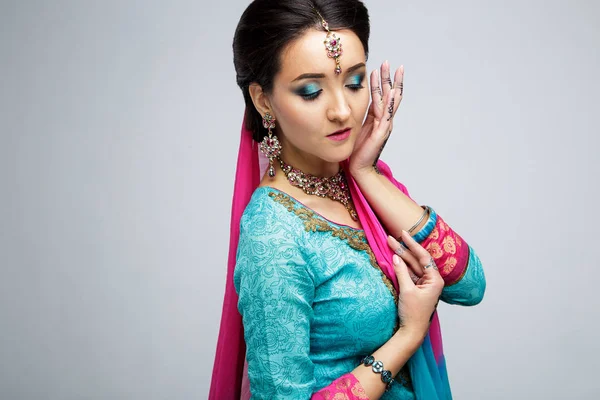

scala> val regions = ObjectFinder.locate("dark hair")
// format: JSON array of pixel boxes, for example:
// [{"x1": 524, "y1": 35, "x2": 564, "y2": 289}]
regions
[{"x1": 233, "y1": 0, "x2": 370, "y2": 142}]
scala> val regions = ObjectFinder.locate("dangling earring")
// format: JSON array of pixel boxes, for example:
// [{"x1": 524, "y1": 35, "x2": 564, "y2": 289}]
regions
[{"x1": 260, "y1": 112, "x2": 282, "y2": 178}]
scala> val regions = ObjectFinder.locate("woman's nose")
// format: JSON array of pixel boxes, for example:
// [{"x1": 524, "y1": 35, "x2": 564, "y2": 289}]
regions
[{"x1": 326, "y1": 92, "x2": 351, "y2": 123}]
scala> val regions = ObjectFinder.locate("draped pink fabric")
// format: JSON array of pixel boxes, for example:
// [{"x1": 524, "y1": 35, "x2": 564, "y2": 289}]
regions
[
  {"x1": 209, "y1": 116, "x2": 445, "y2": 398},
  {"x1": 209, "y1": 116, "x2": 256, "y2": 399}
]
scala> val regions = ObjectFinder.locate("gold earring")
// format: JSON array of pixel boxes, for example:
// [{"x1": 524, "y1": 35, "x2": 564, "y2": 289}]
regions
[{"x1": 259, "y1": 112, "x2": 282, "y2": 178}]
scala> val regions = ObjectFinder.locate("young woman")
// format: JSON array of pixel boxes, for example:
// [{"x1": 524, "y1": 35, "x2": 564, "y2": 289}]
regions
[{"x1": 211, "y1": 1, "x2": 486, "y2": 399}]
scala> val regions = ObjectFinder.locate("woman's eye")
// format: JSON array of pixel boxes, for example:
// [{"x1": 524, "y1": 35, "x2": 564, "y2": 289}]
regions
[
  {"x1": 295, "y1": 84, "x2": 323, "y2": 101},
  {"x1": 299, "y1": 89, "x2": 323, "y2": 101},
  {"x1": 346, "y1": 74, "x2": 366, "y2": 90}
]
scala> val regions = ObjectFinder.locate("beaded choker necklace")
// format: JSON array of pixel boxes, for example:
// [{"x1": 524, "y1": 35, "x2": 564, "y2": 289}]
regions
[{"x1": 278, "y1": 157, "x2": 358, "y2": 221}]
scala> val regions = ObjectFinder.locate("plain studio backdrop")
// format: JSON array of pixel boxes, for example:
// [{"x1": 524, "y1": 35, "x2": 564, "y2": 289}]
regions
[{"x1": 1, "y1": 0, "x2": 598, "y2": 399}]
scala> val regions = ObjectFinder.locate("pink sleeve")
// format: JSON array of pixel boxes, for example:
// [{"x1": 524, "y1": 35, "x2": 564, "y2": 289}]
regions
[
  {"x1": 420, "y1": 214, "x2": 469, "y2": 285},
  {"x1": 311, "y1": 373, "x2": 369, "y2": 400}
]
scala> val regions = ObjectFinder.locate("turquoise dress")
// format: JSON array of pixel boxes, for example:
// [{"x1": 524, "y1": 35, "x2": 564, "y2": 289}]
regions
[{"x1": 234, "y1": 187, "x2": 485, "y2": 399}]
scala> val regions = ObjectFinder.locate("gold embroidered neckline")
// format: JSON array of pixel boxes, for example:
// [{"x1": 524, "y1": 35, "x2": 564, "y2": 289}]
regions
[
  {"x1": 267, "y1": 190, "x2": 398, "y2": 305},
  {"x1": 261, "y1": 186, "x2": 362, "y2": 232}
]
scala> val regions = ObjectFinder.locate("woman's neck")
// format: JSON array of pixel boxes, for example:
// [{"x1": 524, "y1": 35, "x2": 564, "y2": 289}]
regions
[{"x1": 278, "y1": 150, "x2": 341, "y2": 178}]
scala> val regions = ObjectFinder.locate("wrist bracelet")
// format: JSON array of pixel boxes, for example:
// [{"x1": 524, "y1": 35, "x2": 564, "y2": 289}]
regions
[
  {"x1": 407, "y1": 206, "x2": 430, "y2": 234},
  {"x1": 361, "y1": 355, "x2": 394, "y2": 391}
]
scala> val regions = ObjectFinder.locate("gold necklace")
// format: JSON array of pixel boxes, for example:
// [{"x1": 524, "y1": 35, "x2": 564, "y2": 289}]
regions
[{"x1": 278, "y1": 157, "x2": 358, "y2": 221}]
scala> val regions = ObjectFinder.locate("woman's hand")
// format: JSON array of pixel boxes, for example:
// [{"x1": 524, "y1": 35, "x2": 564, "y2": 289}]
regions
[
  {"x1": 349, "y1": 61, "x2": 404, "y2": 177},
  {"x1": 389, "y1": 230, "x2": 444, "y2": 341}
]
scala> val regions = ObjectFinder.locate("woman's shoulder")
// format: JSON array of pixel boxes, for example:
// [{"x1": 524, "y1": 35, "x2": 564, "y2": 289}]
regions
[{"x1": 240, "y1": 186, "x2": 305, "y2": 234}]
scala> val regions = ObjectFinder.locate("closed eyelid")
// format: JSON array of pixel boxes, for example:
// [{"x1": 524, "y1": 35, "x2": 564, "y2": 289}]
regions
[
  {"x1": 294, "y1": 83, "x2": 321, "y2": 94},
  {"x1": 347, "y1": 73, "x2": 365, "y2": 85}
]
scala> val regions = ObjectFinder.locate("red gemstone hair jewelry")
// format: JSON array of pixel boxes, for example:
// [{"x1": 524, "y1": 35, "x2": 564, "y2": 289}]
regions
[
  {"x1": 260, "y1": 112, "x2": 282, "y2": 178},
  {"x1": 314, "y1": 10, "x2": 343, "y2": 75}
]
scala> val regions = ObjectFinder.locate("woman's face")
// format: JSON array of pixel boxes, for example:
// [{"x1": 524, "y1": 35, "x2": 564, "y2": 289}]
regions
[{"x1": 268, "y1": 28, "x2": 370, "y2": 173}]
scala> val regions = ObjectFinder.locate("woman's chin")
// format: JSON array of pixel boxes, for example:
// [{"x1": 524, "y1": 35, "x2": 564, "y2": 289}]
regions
[
  {"x1": 322, "y1": 140, "x2": 355, "y2": 163},
  {"x1": 322, "y1": 151, "x2": 353, "y2": 165}
]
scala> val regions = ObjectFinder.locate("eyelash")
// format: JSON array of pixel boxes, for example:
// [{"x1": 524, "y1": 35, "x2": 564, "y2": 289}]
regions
[
  {"x1": 299, "y1": 76, "x2": 365, "y2": 101},
  {"x1": 301, "y1": 89, "x2": 323, "y2": 101}
]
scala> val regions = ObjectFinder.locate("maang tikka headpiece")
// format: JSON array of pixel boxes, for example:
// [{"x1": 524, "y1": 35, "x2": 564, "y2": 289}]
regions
[{"x1": 314, "y1": 9, "x2": 343, "y2": 75}]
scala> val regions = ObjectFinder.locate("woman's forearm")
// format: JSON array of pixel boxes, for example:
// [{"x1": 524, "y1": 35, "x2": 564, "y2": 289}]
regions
[
  {"x1": 353, "y1": 168, "x2": 477, "y2": 286},
  {"x1": 353, "y1": 169, "x2": 426, "y2": 238},
  {"x1": 348, "y1": 328, "x2": 423, "y2": 399}
]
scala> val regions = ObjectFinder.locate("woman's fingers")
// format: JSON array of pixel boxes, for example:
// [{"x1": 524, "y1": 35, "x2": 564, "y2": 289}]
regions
[
  {"x1": 380, "y1": 60, "x2": 392, "y2": 99},
  {"x1": 370, "y1": 69, "x2": 383, "y2": 116},
  {"x1": 393, "y1": 65, "x2": 404, "y2": 100},
  {"x1": 382, "y1": 64, "x2": 404, "y2": 137},
  {"x1": 372, "y1": 88, "x2": 395, "y2": 140},
  {"x1": 391, "y1": 66, "x2": 404, "y2": 118},
  {"x1": 371, "y1": 63, "x2": 404, "y2": 122},
  {"x1": 387, "y1": 235, "x2": 424, "y2": 277},
  {"x1": 393, "y1": 254, "x2": 415, "y2": 292},
  {"x1": 410, "y1": 271, "x2": 421, "y2": 284},
  {"x1": 398, "y1": 230, "x2": 433, "y2": 264},
  {"x1": 397, "y1": 231, "x2": 444, "y2": 289}
]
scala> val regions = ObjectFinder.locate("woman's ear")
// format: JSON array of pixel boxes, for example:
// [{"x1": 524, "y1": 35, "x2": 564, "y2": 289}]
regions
[{"x1": 248, "y1": 83, "x2": 273, "y2": 117}]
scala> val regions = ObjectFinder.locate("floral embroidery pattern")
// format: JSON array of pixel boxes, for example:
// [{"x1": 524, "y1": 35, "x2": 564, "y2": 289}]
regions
[
  {"x1": 442, "y1": 236, "x2": 456, "y2": 254},
  {"x1": 350, "y1": 382, "x2": 369, "y2": 398},
  {"x1": 426, "y1": 242, "x2": 444, "y2": 259},
  {"x1": 315, "y1": 374, "x2": 369, "y2": 400}
]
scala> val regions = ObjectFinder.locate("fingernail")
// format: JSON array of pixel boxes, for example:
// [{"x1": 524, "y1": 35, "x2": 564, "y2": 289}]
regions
[
  {"x1": 393, "y1": 254, "x2": 400, "y2": 264},
  {"x1": 402, "y1": 229, "x2": 408, "y2": 236}
]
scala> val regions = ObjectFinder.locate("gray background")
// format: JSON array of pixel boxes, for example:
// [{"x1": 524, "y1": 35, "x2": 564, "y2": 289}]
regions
[{"x1": 1, "y1": 0, "x2": 598, "y2": 399}]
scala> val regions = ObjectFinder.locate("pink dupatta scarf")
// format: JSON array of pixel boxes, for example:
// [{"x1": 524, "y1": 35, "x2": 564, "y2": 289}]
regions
[{"x1": 209, "y1": 116, "x2": 444, "y2": 399}]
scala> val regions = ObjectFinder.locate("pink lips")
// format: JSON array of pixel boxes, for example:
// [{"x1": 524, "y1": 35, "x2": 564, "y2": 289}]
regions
[{"x1": 327, "y1": 128, "x2": 351, "y2": 142}]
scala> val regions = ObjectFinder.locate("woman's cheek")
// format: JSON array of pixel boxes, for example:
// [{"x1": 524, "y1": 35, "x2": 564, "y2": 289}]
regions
[{"x1": 352, "y1": 92, "x2": 370, "y2": 119}]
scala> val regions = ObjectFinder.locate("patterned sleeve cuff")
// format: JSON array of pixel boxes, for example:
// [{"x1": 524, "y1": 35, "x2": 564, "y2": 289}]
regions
[
  {"x1": 312, "y1": 373, "x2": 369, "y2": 399},
  {"x1": 410, "y1": 206, "x2": 437, "y2": 243},
  {"x1": 413, "y1": 209, "x2": 470, "y2": 284}
]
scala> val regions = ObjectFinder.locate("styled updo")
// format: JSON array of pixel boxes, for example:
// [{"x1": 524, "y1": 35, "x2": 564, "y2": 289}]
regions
[{"x1": 233, "y1": 0, "x2": 370, "y2": 142}]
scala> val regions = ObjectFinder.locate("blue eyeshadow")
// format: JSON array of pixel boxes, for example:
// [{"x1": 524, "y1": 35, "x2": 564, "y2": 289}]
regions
[
  {"x1": 296, "y1": 83, "x2": 321, "y2": 95},
  {"x1": 349, "y1": 74, "x2": 363, "y2": 85}
]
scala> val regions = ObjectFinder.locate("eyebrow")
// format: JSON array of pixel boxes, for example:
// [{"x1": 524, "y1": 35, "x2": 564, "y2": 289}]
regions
[{"x1": 291, "y1": 62, "x2": 366, "y2": 82}]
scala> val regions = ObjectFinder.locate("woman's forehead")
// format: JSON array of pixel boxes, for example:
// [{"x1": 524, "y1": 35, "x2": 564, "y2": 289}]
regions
[{"x1": 277, "y1": 28, "x2": 366, "y2": 82}]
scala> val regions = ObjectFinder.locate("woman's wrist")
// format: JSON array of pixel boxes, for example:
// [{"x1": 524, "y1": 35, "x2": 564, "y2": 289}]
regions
[
  {"x1": 394, "y1": 325, "x2": 427, "y2": 350},
  {"x1": 351, "y1": 322, "x2": 422, "y2": 398},
  {"x1": 349, "y1": 165, "x2": 379, "y2": 183}
]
